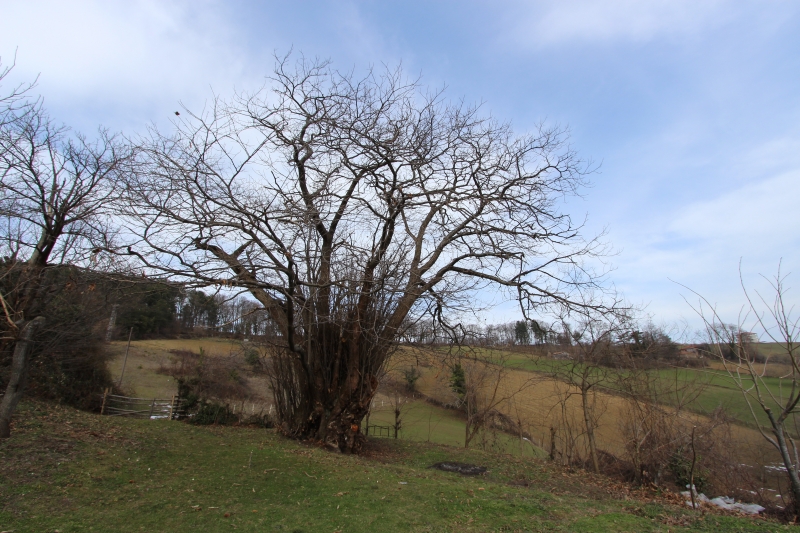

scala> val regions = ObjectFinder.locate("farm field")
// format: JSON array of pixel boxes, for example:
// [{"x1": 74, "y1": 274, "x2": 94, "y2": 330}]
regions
[
  {"x1": 106, "y1": 337, "x2": 270, "y2": 405},
  {"x1": 105, "y1": 338, "x2": 540, "y2": 458},
  {"x1": 1, "y1": 399, "x2": 790, "y2": 533},
  {"x1": 397, "y1": 347, "x2": 786, "y2": 489},
  {"x1": 107, "y1": 339, "x2": 787, "y2": 468},
  {"x1": 480, "y1": 347, "x2": 799, "y2": 435}
]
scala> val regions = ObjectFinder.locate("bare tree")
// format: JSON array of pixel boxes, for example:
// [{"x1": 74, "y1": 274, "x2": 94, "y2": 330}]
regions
[
  {"x1": 456, "y1": 351, "x2": 529, "y2": 449},
  {"x1": 0, "y1": 76, "x2": 128, "y2": 437},
  {"x1": 552, "y1": 314, "x2": 625, "y2": 473},
  {"x1": 683, "y1": 265, "x2": 800, "y2": 516},
  {"x1": 122, "y1": 57, "x2": 611, "y2": 452},
  {"x1": 0, "y1": 56, "x2": 37, "y2": 132}
]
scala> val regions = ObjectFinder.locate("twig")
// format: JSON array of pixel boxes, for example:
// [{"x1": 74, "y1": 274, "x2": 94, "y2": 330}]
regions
[{"x1": 690, "y1": 425, "x2": 698, "y2": 510}]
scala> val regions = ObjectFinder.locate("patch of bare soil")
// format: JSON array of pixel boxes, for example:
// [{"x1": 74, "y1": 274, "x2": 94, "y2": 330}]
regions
[
  {"x1": 358, "y1": 436, "x2": 411, "y2": 463},
  {"x1": 430, "y1": 461, "x2": 487, "y2": 475}
]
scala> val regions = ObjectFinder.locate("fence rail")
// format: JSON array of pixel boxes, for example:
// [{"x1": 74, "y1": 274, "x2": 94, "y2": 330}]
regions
[
  {"x1": 100, "y1": 390, "x2": 183, "y2": 420},
  {"x1": 364, "y1": 424, "x2": 393, "y2": 438}
]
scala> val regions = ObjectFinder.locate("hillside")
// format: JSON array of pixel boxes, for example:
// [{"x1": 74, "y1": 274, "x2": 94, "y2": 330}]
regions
[{"x1": 0, "y1": 400, "x2": 789, "y2": 533}]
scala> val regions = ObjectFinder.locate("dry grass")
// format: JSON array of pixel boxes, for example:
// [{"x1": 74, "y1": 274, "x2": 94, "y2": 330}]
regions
[
  {"x1": 105, "y1": 338, "x2": 273, "y2": 411},
  {"x1": 398, "y1": 348, "x2": 785, "y2": 495}
]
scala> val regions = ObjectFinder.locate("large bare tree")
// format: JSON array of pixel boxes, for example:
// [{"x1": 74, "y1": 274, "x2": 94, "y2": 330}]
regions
[
  {"x1": 122, "y1": 58, "x2": 609, "y2": 452},
  {"x1": 0, "y1": 66, "x2": 127, "y2": 437}
]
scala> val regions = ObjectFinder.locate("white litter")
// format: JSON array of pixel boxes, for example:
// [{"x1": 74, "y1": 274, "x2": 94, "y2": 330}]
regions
[{"x1": 681, "y1": 490, "x2": 765, "y2": 515}]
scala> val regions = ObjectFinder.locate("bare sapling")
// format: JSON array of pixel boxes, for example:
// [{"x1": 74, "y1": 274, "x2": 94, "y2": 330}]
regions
[{"x1": 682, "y1": 265, "x2": 800, "y2": 516}]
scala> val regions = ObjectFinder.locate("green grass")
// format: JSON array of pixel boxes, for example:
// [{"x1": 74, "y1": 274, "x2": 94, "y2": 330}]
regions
[
  {"x1": 366, "y1": 399, "x2": 544, "y2": 458},
  {"x1": 0, "y1": 401, "x2": 790, "y2": 533},
  {"x1": 491, "y1": 350, "x2": 799, "y2": 433}
]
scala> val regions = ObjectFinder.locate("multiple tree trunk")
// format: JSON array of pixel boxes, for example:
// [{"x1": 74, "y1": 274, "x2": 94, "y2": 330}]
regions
[{"x1": 123, "y1": 58, "x2": 594, "y2": 452}]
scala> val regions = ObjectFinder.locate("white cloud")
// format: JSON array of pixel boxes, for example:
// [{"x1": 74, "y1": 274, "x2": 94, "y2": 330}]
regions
[
  {"x1": 668, "y1": 171, "x2": 800, "y2": 250},
  {"x1": 504, "y1": 0, "x2": 735, "y2": 47},
  {"x1": 0, "y1": 0, "x2": 256, "y2": 127},
  {"x1": 608, "y1": 167, "x2": 800, "y2": 325}
]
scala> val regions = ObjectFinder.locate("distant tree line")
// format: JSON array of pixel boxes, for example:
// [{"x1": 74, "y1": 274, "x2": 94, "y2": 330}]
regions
[{"x1": 401, "y1": 318, "x2": 680, "y2": 362}]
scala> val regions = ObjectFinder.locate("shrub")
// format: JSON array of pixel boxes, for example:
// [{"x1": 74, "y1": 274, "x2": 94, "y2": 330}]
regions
[
  {"x1": 402, "y1": 367, "x2": 421, "y2": 392},
  {"x1": 0, "y1": 265, "x2": 115, "y2": 410},
  {"x1": 450, "y1": 363, "x2": 466, "y2": 397},
  {"x1": 668, "y1": 447, "x2": 708, "y2": 493}
]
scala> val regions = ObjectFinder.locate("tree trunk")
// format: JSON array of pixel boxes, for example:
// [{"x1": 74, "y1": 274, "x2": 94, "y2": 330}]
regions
[
  {"x1": 0, "y1": 317, "x2": 45, "y2": 438},
  {"x1": 269, "y1": 339, "x2": 379, "y2": 453},
  {"x1": 581, "y1": 385, "x2": 600, "y2": 473},
  {"x1": 771, "y1": 420, "x2": 800, "y2": 517}
]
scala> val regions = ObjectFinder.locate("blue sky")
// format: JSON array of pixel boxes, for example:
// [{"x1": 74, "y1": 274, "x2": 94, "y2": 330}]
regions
[{"x1": 2, "y1": 0, "x2": 798, "y2": 333}]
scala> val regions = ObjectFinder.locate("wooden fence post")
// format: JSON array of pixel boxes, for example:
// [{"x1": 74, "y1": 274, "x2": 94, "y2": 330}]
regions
[
  {"x1": 117, "y1": 327, "x2": 134, "y2": 387},
  {"x1": 148, "y1": 399, "x2": 155, "y2": 419},
  {"x1": 168, "y1": 395, "x2": 176, "y2": 420},
  {"x1": 100, "y1": 388, "x2": 110, "y2": 415}
]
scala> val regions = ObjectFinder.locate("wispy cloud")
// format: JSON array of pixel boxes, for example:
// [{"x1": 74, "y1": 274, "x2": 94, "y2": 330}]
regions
[
  {"x1": 504, "y1": 0, "x2": 736, "y2": 47},
  {"x1": 609, "y1": 162, "x2": 800, "y2": 324},
  {"x1": 1, "y1": 0, "x2": 254, "y2": 128}
]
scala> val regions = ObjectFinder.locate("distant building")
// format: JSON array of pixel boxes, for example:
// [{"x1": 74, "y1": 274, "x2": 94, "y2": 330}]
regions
[
  {"x1": 739, "y1": 332, "x2": 759, "y2": 344},
  {"x1": 679, "y1": 345, "x2": 703, "y2": 359}
]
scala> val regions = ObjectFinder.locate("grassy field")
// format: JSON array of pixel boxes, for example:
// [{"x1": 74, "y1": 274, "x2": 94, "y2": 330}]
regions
[
  {"x1": 1, "y1": 400, "x2": 790, "y2": 533},
  {"x1": 103, "y1": 338, "x2": 785, "y2": 472},
  {"x1": 367, "y1": 398, "x2": 543, "y2": 458},
  {"x1": 106, "y1": 337, "x2": 270, "y2": 403},
  {"x1": 105, "y1": 339, "x2": 540, "y2": 457},
  {"x1": 483, "y1": 348, "x2": 799, "y2": 434}
]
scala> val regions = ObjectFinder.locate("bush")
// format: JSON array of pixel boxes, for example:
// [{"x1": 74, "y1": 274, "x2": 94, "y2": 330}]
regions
[
  {"x1": 402, "y1": 367, "x2": 421, "y2": 392},
  {"x1": 0, "y1": 265, "x2": 115, "y2": 410},
  {"x1": 668, "y1": 447, "x2": 708, "y2": 493},
  {"x1": 162, "y1": 348, "x2": 264, "y2": 426},
  {"x1": 160, "y1": 348, "x2": 250, "y2": 401},
  {"x1": 450, "y1": 364, "x2": 466, "y2": 397},
  {"x1": 243, "y1": 346, "x2": 262, "y2": 371},
  {"x1": 189, "y1": 400, "x2": 238, "y2": 425}
]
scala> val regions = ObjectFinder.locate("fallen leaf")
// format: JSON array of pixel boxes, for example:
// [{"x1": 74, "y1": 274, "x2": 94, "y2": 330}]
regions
[
  {"x1": 128, "y1": 480, "x2": 135, "y2": 484},
  {"x1": 224, "y1": 512, "x2": 231, "y2": 518}
]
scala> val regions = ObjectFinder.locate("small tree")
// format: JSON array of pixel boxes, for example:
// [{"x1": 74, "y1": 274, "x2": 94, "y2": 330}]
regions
[
  {"x1": 402, "y1": 366, "x2": 421, "y2": 392},
  {"x1": 0, "y1": 67, "x2": 129, "y2": 437},
  {"x1": 450, "y1": 362, "x2": 467, "y2": 398},
  {"x1": 454, "y1": 350, "x2": 533, "y2": 449},
  {"x1": 683, "y1": 266, "x2": 800, "y2": 516},
  {"x1": 514, "y1": 321, "x2": 530, "y2": 345},
  {"x1": 546, "y1": 315, "x2": 622, "y2": 473}
]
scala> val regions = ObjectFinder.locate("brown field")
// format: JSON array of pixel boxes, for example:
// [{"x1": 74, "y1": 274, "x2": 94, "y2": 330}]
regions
[
  {"x1": 106, "y1": 338, "x2": 273, "y2": 412},
  {"x1": 105, "y1": 339, "x2": 786, "y2": 491},
  {"x1": 391, "y1": 347, "x2": 785, "y2": 485}
]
